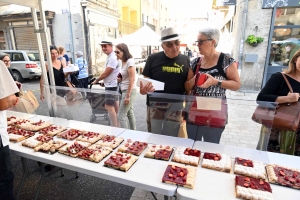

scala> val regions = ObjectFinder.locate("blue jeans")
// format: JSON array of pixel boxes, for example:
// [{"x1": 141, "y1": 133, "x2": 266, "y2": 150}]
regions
[
  {"x1": 0, "y1": 140, "x2": 15, "y2": 200},
  {"x1": 117, "y1": 89, "x2": 136, "y2": 129}
]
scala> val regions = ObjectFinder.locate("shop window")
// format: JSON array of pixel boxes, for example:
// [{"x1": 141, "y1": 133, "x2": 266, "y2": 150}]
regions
[
  {"x1": 269, "y1": 28, "x2": 300, "y2": 66},
  {"x1": 275, "y1": 8, "x2": 300, "y2": 26}
]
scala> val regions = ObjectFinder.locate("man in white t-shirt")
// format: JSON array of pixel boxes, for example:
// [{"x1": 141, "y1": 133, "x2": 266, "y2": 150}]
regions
[
  {"x1": 92, "y1": 38, "x2": 120, "y2": 127},
  {"x1": 0, "y1": 61, "x2": 19, "y2": 200}
]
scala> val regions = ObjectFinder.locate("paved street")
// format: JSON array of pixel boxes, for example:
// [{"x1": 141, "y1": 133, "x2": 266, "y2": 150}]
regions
[{"x1": 12, "y1": 77, "x2": 260, "y2": 200}]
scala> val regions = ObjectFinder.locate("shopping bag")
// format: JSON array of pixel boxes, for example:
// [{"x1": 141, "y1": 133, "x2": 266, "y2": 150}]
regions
[
  {"x1": 17, "y1": 90, "x2": 39, "y2": 113},
  {"x1": 178, "y1": 120, "x2": 188, "y2": 138}
]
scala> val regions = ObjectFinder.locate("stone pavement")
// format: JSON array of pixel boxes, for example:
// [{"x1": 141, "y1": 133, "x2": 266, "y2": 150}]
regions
[{"x1": 130, "y1": 90, "x2": 260, "y2": 200}]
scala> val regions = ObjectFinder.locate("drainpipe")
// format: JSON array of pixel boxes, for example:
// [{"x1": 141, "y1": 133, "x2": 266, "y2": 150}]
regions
[
  {"x1": 68, "y1": 0, "x2": 76, "y2": 62},
  {"x1": 238, "y1": 0, "x2": 248, "y2": 70}
]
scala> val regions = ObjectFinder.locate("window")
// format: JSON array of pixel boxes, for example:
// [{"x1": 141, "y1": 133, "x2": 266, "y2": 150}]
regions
[
  {"x1": 26, "y1": 52, "x2": 40, "y2": 61},
  {"x1": 275, "y1": 8, "x2": 300, "y2": 26},
  {"x1": 12, "y1": 53, "x2": 25, "y2": 61},
  {"x1": 269, "y1": 28, "x2": 300, "y2": 66}
]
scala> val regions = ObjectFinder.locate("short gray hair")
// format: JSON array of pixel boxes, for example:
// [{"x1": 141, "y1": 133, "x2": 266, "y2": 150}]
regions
[{"x1": 198, "y1": 27, "x2": 220, "y2": 47}]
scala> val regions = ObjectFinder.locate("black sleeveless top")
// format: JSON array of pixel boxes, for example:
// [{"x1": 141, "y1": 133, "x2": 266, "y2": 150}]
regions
[
  {"x1": 190, "y1": 52, "x2": 235, "y2": 98},
  {"x1": 47, "y1": 63, "x2": 65, "y2": 87}
]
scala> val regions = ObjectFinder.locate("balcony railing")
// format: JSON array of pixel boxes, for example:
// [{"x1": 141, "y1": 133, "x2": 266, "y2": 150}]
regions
[{"x1": 118, "y1": 20, "x2": 140, "y2": 35}]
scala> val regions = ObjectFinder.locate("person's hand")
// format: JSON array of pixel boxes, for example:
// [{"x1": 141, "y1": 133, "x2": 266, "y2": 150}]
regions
[
  {"x1": 40, "y1": 93, "x2": 45, "y2": 101},
  {"x1": 9, "y1": 95, "x2": 19, "y2": 108},
  {"x1": 91, "y1": 79, "x2": 97, "y2": 85},
  {"x1": 71, "y1": 88, "x2": 77, "y2": 94},
  {"x1": 198, "y1": 74, "x2": 217, "y2": 88},
  {"x1": 117, "y1": 78, "x2": 122, "y2": 83},
  {"x1": 124, "y1": 96, "x2": 130, "y2": 105},
  {"x1": 16, "y1": 81, "x2": 22, "y2": 89},
  {"x1": 286, "y1": 92, "x2": 299, "y2": 103},
  {"x1": 140, "y1": 81, "x2": 155, "y2": 95}
]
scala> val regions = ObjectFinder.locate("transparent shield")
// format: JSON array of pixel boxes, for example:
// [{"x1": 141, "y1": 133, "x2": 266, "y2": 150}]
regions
[
  {"x1": 43, "y1": 84, "x2": 121, "y2": 127},
  {"x1": 148, "y1": 93, "x2": 277, "y2": 155}
]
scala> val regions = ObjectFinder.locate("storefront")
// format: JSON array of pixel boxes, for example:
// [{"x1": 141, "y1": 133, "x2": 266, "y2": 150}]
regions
[
  {"x1": 0, "y1": 11, "x2": 54, "y2": 51},
  {"x1": 262, "y1": 0, "x2": 300, "y2": 85}
]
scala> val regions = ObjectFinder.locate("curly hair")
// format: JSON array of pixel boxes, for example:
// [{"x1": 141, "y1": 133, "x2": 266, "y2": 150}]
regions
[
  {"x1": 284, "y1": 49, "x2": 300, "y2": 74},
  {"x1": 115, "y1": 43, "x2": 132, "y2": 62}
]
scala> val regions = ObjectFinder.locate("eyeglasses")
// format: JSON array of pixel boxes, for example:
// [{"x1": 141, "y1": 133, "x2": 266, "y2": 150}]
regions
[
  {"x1": 101, "y1": 45, "x2": 108, "y2": 48},
  {"x1": 3, "y1": 60, "x2": 11, "y2": 63},
  {"x1": 195, "y1": 39, "x2": 213, "y2": 46},
  {"x1": 164, "y1": 40, "x2": 180, "y2": 48},
  {"x1": 114, "y1": 51, "x2": 121, "y2": 54}
]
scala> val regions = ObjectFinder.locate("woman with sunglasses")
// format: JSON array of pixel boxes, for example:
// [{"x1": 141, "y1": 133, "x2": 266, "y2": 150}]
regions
[
  {"x1": 185, "y1": 26, "x2": 240, "y2": 144},
  {"x1": 0, "y1": 53, "x2": 21, "y2": 89},
  {"x1": 115, "y1": 43, "x2": 137, "y2": 130}
]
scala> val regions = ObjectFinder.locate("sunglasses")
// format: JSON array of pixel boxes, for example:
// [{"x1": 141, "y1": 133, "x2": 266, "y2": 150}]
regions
[
  {"x1": 101, "y1": 44, "x2": 108, "y2": 48},
  {"x1": 195, "y1": 39, "x2": 213, "y2": 46},
  {"x1": 50, "y1": 45, "x2": 57, "y2": 50},
  {"x1": 164, "y1": 40, "x2": 180, "y2": 48},
  {"x1": 3, "y1": 60, "x2": 11, "y2": 63},
  {"x1": 114, "y1": 51, "x2": 121, "y2": 54}
]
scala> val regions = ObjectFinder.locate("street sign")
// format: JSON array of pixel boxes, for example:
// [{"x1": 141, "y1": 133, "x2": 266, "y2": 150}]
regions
[
  {"x1": 262, "y1": 0, "x2": 300, "y2": 8},
  {"x1": 216, "y1": 0, "x2": 236, "y2": 6}
]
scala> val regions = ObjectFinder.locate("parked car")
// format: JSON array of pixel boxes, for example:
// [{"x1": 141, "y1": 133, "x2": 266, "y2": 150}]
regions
[{"x1": 0, "y1": 50, "x2": 42, "y2": 82}]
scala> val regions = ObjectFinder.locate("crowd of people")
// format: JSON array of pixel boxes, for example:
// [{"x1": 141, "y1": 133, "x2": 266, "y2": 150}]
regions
[{"x1": 1, "y1": 26, "x2": 300, "y2": 199}]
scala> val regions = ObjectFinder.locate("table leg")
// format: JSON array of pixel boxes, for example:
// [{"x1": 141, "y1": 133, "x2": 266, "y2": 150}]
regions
[
  {"x1": 17, "y1": 157, "x2": 29, "y2": 199},
  {"x1": 150, "y1": 192, "x2": 158, "y2": 200}
]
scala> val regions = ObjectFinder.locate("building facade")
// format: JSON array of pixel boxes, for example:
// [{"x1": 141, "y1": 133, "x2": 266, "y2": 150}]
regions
[{"x1": 230, "y1": 0, "x2": 300, "y2": 90}]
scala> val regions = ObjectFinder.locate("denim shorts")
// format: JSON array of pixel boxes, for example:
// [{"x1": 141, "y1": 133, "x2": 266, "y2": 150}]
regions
[{"x1": 105, "y1": 87, "x2": 119, "y2": 105}]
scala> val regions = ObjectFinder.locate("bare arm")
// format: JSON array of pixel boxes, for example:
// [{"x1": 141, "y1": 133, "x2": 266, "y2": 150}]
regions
[
  {"x1": 0, "y1": 95, "x2": 18, "y2": 111},
  {"x1": 184, "y1": 69, "x2": 195, "y2": 92},
  {"x1": 93, "y1": 67, "x2": 114, "y2": 83},
  {"x1": 200, "y1": 62, "x2": 241, "y2": 90},
  {"x1": 126, "y1": 66, "x2": 136, "y2": 97}
]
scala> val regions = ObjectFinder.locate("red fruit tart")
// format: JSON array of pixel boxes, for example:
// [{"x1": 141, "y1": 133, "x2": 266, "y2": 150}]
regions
[
  {"x1": 172, "y1": 146, "x2": 201, "y2": 166},
  {"x1": 202, "y1": 152, "x2": 231, "y2": 173},
  {"x1": 118, "y1": 139, "x2": 148, "y2": 156},
  {"x1": 95, "y1": 135, "x2": 124, "y2": 149},
  {"x1": 104, "y1": 152, "x2": 138, "y2": 172},
  {"x1": 235, "y1": 175, "x2": 273, "y2": 200},
  {"x1": 144, "y1": 144, "x2": 173, "y2": 161},
  {"x1": 162, "y1": 163, "x2": 197, "y2": 189}
]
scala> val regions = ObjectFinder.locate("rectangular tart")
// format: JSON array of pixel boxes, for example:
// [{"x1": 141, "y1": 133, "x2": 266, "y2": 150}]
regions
[
  {"x1": 144, "y1": 144, "x2": 173, "y2": 161},
  {"x1": 77, "y1": 145, "x2": 112, "y2": 163},
  {"x1": 39, "y1": 125, "x2": 67, "y2": 136},
  {"x1": 7, "y1": 116, "x2": 20, "y2": 125},
  {"x1": 172, "y1": 146, "x2": 201, "y2": 166},
  {"x1": 95, "y1": 135, "x2": 124, "y2": 149},
  {"x1": 16, "y1": 119, "x2": 52, "y2": 132},
  {"x1": 118, "y1": 139, "x2": 148, "y2": 156},
  {"x1": 234, "y1": 157, "x2": 266, "y2": 179},
  {"x1": 57, "y1": 129, "x2": 84, "y2": 140},
  {"x1": 266, "y1": 164, "x2": 300, "y2": 189},
  {"x1": 8, "y1": 134, "x2": 26, "y2": 142},
  {"x1": 34, "y1": 140, "x2": 67, "y2": 153},
  {"x1": 7, "y1": 127, "x2": 35, "y2": 140},
  {"x1": 58, "y1": 141, "x2": 91, "y2": 157},
  {"x1": 162, "y1": 163, "x2": 197, "y2": 189},
  {"x1": 153, "y1": 102, "x2": 171, "y2": 109},
  {"x1": 76, "y1": 131, "x2": 104, "y2": 144},
  {"x1": 202, "y1": 152, "x2": 231, "y2": 173},
  {"x1": 235, "y1": 175, "x2": 273, "y2": 200},
  {"x1": 104, "y1": 152, "x2": 138, "y2": 172},
  {"x1": 21, "y1": 137, "x2": 43, "y2": 148}
]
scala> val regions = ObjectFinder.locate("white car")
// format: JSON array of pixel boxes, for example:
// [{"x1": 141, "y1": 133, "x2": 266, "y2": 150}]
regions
[{"x1": 0, "y1": 50, "x2": 42, "y2": 82}]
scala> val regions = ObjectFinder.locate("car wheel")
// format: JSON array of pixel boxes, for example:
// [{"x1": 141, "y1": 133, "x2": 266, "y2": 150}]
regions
[{"x1": 12, "y1": 70, "x2": 24, "y2": 83}]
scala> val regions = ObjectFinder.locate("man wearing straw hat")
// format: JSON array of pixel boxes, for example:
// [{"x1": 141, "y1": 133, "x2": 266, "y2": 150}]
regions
[
  {"x1": 140, "y1": 27, "x2": 190, "y2": 134},
  {"x1": 92, "y1": 37, "x2": 120, "y2": 127}
]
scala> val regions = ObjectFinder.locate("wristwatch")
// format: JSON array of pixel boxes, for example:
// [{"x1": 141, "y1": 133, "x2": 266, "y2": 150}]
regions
[{"x1": 217, "y1": 80, "x2": 222, "y2": 87}]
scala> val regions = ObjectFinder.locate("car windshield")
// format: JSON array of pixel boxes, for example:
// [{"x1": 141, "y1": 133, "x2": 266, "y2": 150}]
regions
[{"x1": 26, "y1": 52, "x2": 40, "y2": 61}]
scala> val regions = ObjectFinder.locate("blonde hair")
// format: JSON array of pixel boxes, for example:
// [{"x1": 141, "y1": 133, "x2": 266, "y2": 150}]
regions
[
  {"x1": 284, "y1": 49, "x2": 300, "y2": 74},
  {"x1": 58, "y1": 47, "x2": 65, "y2": 55}
]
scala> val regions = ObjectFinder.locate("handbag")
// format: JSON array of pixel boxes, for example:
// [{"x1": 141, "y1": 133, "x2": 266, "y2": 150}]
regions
[
  {"x1": 188, "y1": 57, "x2": 228, "y2": 128},
  {"x1": 16, "y1": 90, "x2": 39, "y2": 113},
  {"x1": 252, "y1": 73, "x2": 300, "y2": 131}
]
